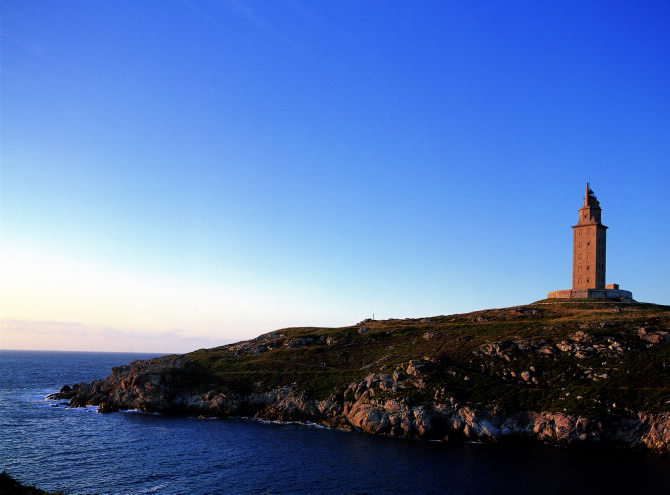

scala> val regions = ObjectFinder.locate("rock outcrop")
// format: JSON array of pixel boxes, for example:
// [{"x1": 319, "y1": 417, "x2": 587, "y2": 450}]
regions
[{"x1": 48, "y1": 358, "x2": 670, "y2": 453}]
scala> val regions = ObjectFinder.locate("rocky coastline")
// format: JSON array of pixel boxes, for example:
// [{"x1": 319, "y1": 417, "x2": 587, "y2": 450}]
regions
[{"x1": 49, "y1": 301, "x2": 670, "y2": 453}]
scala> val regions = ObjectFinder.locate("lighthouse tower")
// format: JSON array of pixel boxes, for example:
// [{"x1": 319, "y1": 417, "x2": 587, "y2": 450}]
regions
[
  {"x1": 547, "y1": 184, "x2": 634, "y2": 301},
  {"x1": 572, "y1": 183, "x2": 607, "y2": 290}
]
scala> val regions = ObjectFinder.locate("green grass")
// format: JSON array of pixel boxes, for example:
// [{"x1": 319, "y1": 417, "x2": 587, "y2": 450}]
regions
[{"x1": 156, "y1": 301, "x2": 670, "y2": 414}]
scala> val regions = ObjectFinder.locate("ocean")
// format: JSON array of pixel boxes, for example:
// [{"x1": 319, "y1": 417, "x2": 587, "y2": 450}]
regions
[{"x1": 1, "y1": 349, "x2": 669, "y2": 495}]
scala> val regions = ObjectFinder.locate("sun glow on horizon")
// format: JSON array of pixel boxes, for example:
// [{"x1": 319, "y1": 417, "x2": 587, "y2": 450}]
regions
[
  {"x1": 0, "y1": 241, "x2": 388, "y2": 352},
  {"x1": 0, "y1": 246, "x2": 290, "y2": 352}
]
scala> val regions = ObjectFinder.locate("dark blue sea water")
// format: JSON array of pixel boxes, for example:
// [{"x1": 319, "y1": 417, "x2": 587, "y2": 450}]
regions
[{"x1": 1, "y1": 350, "x2": 670, "y2": 495}]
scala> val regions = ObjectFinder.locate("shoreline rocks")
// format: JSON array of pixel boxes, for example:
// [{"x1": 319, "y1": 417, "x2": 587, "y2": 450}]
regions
[{"x1": 48, "y1": 362, "x2": 670, "y2": 454}]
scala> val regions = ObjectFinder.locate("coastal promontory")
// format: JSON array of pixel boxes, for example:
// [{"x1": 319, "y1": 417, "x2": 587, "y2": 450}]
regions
[{"x1": 51, "y1": 300, "x2": 670, "y2": 453}]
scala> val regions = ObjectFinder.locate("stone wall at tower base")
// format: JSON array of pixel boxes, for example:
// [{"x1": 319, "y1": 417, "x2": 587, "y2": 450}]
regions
[{"x1": 547, "y1": 288, "x2": 635, "y2": 301}]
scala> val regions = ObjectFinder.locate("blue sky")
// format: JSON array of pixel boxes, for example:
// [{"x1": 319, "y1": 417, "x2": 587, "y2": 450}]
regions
[{"x1": 2, "y1": 0, "x2": 669, "y2": 352}]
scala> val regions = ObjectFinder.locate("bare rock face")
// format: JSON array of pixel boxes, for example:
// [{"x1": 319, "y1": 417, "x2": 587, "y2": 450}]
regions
[
  {"x1": 570, "y1": 331, "x2": 595, "y2": 343},
  {"x1": 340, "y1": 397, "x2": 670, "y2": 452},
  {"x1": 47, "y1": 384, "x2": 78, "y2": 400},
  {"x1": 640, "y1": 413, "x2": 670, "y2": 453},
  {"x1": 52, "y1": 358, "x2": 670, "y2": 454}
]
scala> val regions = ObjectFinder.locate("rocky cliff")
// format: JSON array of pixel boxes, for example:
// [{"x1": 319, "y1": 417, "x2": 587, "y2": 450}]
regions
[{"x1": 50, "y1": 300, "x2": 670, "y2": 453}]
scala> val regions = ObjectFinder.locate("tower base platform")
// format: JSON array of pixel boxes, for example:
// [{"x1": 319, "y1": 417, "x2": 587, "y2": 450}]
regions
[{"x1": 547, "y1": 288, "x2": 635, "y2": 302}]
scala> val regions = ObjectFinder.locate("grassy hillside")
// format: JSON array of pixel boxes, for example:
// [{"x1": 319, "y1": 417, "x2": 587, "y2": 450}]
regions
[{"x1": 177, "y1": 300, "x2": 670, "y2": 419}]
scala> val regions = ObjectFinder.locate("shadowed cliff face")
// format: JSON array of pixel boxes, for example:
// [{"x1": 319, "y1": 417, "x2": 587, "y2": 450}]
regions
[{"x1": 49, "y1": 301, "x2": 670, "y2": 453}]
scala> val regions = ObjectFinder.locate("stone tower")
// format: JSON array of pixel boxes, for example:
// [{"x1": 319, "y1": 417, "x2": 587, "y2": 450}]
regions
[
  {"x1": 572, "y1": 183, "x2": 607, "y2": 290},
  {"x1": 547, "y1": 184, "x2": 634, "y2": 301}
]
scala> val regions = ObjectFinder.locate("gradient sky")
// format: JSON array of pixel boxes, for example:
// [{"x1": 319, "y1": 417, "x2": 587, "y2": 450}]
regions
[{"x1": 2, "y1": 1, "x2": 669, "y2": 353}]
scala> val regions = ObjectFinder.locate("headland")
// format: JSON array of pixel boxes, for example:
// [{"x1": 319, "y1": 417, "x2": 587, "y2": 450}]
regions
[{"x1": 50, "y1": 300, "x2": 670, "y2": 453}]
